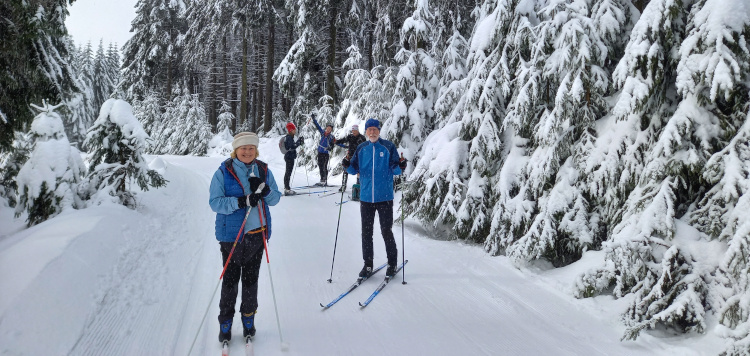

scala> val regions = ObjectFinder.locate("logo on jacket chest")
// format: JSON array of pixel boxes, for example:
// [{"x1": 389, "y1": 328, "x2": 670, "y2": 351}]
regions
[{"x1": 380, "y1": 152, "x2": 384, "y2": 157}]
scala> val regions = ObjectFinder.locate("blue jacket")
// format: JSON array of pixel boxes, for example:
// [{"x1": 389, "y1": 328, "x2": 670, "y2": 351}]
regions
[
  {"x1": 312, "y1": 118, "x2": 337, "y2": 154},
  {"x1": 346, "y1": 138, "x2": 402, "y2": 203},
  {"x1": 283, "y1": 134, "x2": 303, "y2": 160},
  {"x1": 209, "y1": 158, "x2": 282, "y2": 242}
]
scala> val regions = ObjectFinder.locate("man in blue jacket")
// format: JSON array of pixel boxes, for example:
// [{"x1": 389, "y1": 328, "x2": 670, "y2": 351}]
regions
[{"x1": 342, "y1": 118, "x2": 408, "y2": 278}]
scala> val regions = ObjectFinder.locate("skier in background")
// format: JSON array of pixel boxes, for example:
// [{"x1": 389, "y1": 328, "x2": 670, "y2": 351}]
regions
[
  {"x1": 282, "y1": 122, "x2": 304, "y2": 196},
  {"x1": 209, "y1": 132, "x2": 282, "y2": 343},
  {"x1": 342, "y1": 118, "x2": 408, "y2": 278},
  {"x1": 311, "y1": 114, "x2": 338, "y2": 186},
  {"x1": 336, "y1": 124, "x2": 367, "y2": 197}
]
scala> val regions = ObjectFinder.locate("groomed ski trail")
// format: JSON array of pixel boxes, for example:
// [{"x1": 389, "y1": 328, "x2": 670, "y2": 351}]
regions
[{"x1": 0, "y1": 142, "x2": 712, "y2": 355}]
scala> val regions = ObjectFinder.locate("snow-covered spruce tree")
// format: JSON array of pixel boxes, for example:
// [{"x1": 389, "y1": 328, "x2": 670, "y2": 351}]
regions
[
  {"x1": 0, "y1": 132, "x2": 33, "y2": 208},
  {"x1": 216, "y1": 100, "x2": 235, "y2": 136},
  {"x1": 208, "y1": 100, "x2": 235, "y2": 156},
  {"x1": 334, "y1": 44, "x2": 371, "y2": 135},
  {"x1": 401, "y1": 20, "x2": 469, "y2": 236},
  {"x1": 432, "y1": 29, "x2": 469, "y2": 131},
  {"x1": 15, "y1": 101, "x2": 85, "y2": 226},
  {"x1": 506, "y1": 0, "x2": 611, "y2": 266},
  {"x1": 152, "y1": 88, "x2": 188, "y2": 154},
  {"x1": 105, "y1": 43, "x2": 121, "y2": 97},
  {"x1": 576, "y1": 0, "x2": 718, "y2": 340},
  {"x1": 157, "y1": 87, "x2": 210, "y2": 156},
  {"x1": 482, "y1": 0, "x2": 543, "y2": 251},
  {"x1": 382, "y1": 0, "x2": 439, "y2": 160},
  {"x1": 174, "y1": 93, "x2": 211, "y2": 156},
  {"x1": 92, "y1": 41, "x2": 112, "y2": 111},
  {"x1": 716, "y1": 158, "x2": 750, "y2": 355},
  {"x1": 671, "y1": 0, "x2": 750, "y2": 352},
  {"x1": 83, "y1": 99, "x2": 166, "y2": 208},
  {"x1": 682, "y1": 0, "x2": 750, "y2": 242},
  {"x1": 404, "y1": 0, "x2": 520, "y2": 243},
  {"x1": 63, "y1": 40, "x2": 97, "y2": 147},
  {"x1": 135, "y1": 92, "x2": 163, "y2": 153},
  {"x1": 121, "y1": 0, "x2": 187, "y2": 101},
  {"x1": 0, "y1": 0, "x2": 79, "y2": 152},
  {"x1": 274, "y1": 28, "x2": 319, "y2": 123}
]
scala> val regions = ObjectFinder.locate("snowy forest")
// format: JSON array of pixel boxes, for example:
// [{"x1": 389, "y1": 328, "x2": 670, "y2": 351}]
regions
[{"x1": 1, "y1": 0, "x2": 750, "y2": 354}]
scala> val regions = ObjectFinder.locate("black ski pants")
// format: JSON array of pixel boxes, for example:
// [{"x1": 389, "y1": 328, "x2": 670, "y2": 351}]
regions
[
  {"x1": 317, "y1": 152, "x2": 330, "y2": 183},
  {"x1": 283, "y1": 156, "x2": 295, "y2": 190},
  {"x1": 218, "y1": 231, "x2": 265, "y2": 324},
  {"x1": 360, "y1": 200, "x2": 398, "y2": 267}
]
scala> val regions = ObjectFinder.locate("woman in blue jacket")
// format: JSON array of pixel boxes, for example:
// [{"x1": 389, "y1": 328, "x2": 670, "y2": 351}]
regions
[
  {"x1": 209, "y1": 132, "x2": 282, "y2": 343},
  {"x1": 342, "y1": 119, "x2": 408, "y2": 279},
  {"x1": 311, "y1": 114, "x2": 338, "y2": 186}
]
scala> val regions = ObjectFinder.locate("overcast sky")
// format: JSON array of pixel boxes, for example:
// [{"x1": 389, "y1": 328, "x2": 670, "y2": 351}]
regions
[{"x1": 66, "y1": 0, "x2": 138, "y2": 49}]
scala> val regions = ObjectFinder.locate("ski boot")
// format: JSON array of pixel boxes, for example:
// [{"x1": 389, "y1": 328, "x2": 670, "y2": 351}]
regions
[
  {"x1": 386, "y1": 264, "x2": 397, "y2": 278},
  {"x1": 284, "y1": 189, "x2": 296, "y2": 196},
  {"x1": 219, "y1": 319, "x2": 232, "y2": 342},
  {"x1": 242, "y1": 312, "x2": 256, "y2": 338},
  {"x1": 358, "y1": 262, "x2": 374, "y2": 278}
]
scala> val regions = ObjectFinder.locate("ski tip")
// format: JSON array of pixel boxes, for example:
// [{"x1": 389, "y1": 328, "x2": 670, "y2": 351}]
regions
[
  {"x1": 358, "y1": 302, "x2": 366, "y2": 308},
  {"x1": 320, "y1": 303, "x2": 328, "y2": 309}
]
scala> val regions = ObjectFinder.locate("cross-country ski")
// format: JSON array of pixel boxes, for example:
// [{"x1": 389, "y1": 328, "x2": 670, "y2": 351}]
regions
[{"x1": 320, "y1": 263, "x2": 387, "y2": 309}]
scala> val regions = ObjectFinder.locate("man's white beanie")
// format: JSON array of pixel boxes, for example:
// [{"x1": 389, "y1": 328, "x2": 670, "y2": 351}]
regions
[{"x1": 232, "y1": 132, "x2": 259, "y2": 150}]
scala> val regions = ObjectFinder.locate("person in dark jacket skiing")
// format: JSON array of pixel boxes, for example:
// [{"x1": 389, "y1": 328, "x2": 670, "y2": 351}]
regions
[
  {"x1": 342, "y1": 119, "x2": 408, "y2": 278},
  {"x1": 282, "y1": 122, "x2": 304, "y2": 195},
  {"x1": 311, "y1": 114, "x2": 337, "y2": 186},
  {"x1": 209, "y1": 132, "x2": 282, "y2": 343},
  {"x1": 336, "y1": 124, "x2": 366, "y2": 193}
]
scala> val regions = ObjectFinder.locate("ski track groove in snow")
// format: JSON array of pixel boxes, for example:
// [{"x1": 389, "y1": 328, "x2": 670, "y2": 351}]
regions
[{"x1": 66, "y1": 162, "x2": 213, "y2": 355}]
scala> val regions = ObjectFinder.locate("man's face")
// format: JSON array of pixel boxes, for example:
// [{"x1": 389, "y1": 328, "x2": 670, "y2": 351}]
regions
[
  {"x1": 325, "y1": 126, "x2": 332, "y2": 135},
  {"x1": 352, "y1": 129, "x2": 359, "y2": 136},
  {"x1": 366, "y1": 127, "x2": 380, "y2": 143}
]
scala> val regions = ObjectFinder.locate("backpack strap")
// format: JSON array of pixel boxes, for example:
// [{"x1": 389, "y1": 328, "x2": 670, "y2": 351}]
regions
[{"x1": 255, "y1": 159, "x2": 269, "y2": 184}]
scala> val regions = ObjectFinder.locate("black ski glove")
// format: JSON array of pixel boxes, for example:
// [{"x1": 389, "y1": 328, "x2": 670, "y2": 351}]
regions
[
  {"x1": 399, "y1": 158, "x2": 408, "y2": 170},
  {"x1": 259, "y1": 183, "x2": 271, "y2": 197},
  {"x1": 297, "y1": 137, "x2": 304, "y2": 146},
  {"x1": 342, "y1": 157, "x2": 350, "y2": 168},
  {"x1": 247, "y1": 193, "x2": 262, "y2": 207},
  {"x1": 249, "y1": 176, "x2": 263, "y2": 193}
]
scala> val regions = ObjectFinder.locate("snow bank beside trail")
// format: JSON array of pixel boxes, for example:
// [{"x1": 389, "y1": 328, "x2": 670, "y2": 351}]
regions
[{"x1": 0, "y1": 157, "x2": 216, "y2": 355}]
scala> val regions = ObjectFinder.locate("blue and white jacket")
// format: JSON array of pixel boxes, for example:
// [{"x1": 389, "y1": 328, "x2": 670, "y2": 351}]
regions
[
  {"x1": 312, "y1": 118, "x2": 338, "y2": 154},
  {"x1": 346, "y1": 138, "x2": 402, "y2": 203},
  {"x1": 209, "y1": 158, "x2": 282, "y2": 242}
]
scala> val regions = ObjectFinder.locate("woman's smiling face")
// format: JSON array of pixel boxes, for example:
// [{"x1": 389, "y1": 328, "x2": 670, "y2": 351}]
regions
[{"x1": 236, "y1": 145, "x2": 257, "y2": 164}]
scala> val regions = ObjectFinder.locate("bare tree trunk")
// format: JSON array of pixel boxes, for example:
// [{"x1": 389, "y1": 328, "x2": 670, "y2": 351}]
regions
[
  {"x1": 366, "y1": 2, "x2": 374, "y2": 71},
  {"x1": 166, "y1": 56, "x2": 173, "y2": 99},
  {"x1": 326, "y1": 2, "x2": 338, "y2": 106},
  {"x1": 264, "y1": 7, "x2": 275, "y2": 132},
  {"x1": 210, "y1": 52, "x2": 217, "y2": 132},
  {"x1": 251, "y1": 87, "x2": 257, "y2": 131},
  {"x1": 240, "y1": 28, "x2": 249, "y2": 130},
  {"x1": 256, "y1": 39, "x2": 264, "y2": 132},
  {"x1": 223, "y1": 35, "x2": 228, "y2": 102}
]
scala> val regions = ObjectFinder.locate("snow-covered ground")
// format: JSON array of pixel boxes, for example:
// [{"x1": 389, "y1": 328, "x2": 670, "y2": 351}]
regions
[{"x1": 0, "y1": 138, "x2": 724, "y2": 355}]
